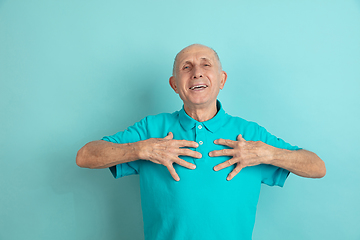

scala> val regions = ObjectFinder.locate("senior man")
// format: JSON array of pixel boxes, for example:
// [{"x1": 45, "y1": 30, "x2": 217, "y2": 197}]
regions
[{"x1": 76, "y1": 44, "x2": 326, "y2": 240}]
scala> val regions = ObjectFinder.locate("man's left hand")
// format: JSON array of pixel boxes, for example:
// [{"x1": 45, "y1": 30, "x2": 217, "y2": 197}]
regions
[{"x1": 209, "y1": 134, "x2": 275, "y2": 181}]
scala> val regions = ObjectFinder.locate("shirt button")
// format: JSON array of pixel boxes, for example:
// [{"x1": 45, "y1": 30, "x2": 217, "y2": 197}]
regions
[
  {"x1": 198, "y1": 125, "x2": 202, "y2": 129},
  {"x1": 199, "y1": 141, "x2": 203, "y2": 145}
]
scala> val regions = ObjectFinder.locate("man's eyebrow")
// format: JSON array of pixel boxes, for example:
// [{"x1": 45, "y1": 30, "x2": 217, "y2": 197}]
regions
[{"x1": 180, "y1": 60, "x2": 193, "y2": 66}]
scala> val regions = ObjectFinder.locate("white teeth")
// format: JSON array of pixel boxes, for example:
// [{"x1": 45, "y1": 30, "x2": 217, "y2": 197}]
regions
[{"x1": 190, "y1": 85, "x2": 207, "y2": 90}]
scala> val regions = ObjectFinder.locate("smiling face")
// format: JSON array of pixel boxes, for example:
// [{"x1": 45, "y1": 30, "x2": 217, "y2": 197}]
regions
[{"x1": 169, "y1": 44, "x2": 227, "y2": 111}]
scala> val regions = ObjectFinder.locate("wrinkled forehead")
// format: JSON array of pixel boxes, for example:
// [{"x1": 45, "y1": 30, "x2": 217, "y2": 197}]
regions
[{"x1": 177, "y1": 46, "x2": 217, "y2": 65}]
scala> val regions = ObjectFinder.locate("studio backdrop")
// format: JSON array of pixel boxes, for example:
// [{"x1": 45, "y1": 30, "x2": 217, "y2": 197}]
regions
[{"x1": 1, "y1": 1, "x2": 359, "y2": 239}]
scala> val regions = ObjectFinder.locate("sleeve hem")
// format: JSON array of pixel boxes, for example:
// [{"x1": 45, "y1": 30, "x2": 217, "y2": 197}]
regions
[
  {"x1": 276, "y1": 169, "x2": 290, "y2": 187},
  {"x1": 109, "y1": 164, "x2": 123, "y2": 179}
]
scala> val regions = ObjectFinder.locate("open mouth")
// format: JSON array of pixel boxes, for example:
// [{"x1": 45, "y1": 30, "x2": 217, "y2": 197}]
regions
[{"x1": 189, "y1": 84, "x2": 208, "y2": 90}]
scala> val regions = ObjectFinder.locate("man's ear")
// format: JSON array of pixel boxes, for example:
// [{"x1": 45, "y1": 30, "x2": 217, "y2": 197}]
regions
[
  {"x1": 220, "y1": 71, "x2": 228, "y2": 90},
  {"x1": 169, "y1": 76, "x2": 179, "y2": 93}
]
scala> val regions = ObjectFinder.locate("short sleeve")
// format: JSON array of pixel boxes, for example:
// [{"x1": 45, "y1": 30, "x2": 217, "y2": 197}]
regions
[
  {"x1": 258, "y1": 126, "x2": 302, "y2": 187},
  {"x1": 102, "y1": 117, "x2": 148, "y2": 179}
]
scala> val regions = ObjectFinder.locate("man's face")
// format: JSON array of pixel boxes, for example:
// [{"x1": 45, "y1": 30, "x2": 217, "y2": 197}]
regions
[{"x1": 169, "y1": 45, "x2": 227, "y2": 110}]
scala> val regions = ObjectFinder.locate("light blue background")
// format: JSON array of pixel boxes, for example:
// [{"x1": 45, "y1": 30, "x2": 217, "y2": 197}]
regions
[{"x1": 1, "y1": 1, "x2": 359, "y2": 239}]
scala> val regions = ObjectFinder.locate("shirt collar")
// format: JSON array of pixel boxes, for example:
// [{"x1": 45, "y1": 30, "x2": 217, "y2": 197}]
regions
[{"x1": 179, "y1": 100, "x2": 228, "y2": 133}]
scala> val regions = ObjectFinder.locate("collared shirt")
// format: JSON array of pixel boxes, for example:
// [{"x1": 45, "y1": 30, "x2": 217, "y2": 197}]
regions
[{"x1": 102, "y1": 101, "x2": 300, "y2": 240}]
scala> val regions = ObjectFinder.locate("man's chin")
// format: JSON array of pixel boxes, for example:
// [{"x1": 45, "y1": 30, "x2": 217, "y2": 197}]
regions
[{"x1": 183, "y1": 99, "x2": 216, "y2": 109}]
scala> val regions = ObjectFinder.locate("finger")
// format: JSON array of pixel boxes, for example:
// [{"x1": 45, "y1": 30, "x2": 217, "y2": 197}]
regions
[
  {"x1": 166, "y1": 164, "x2": 180, "y2": 181},
  {"x1": 209, "y1": 148, "x2": 235, "y2": 157},
  {"x1": 214, "y1": 138, "x2": 237, "y2": 148},
  {"x1": 227, "y1": 164, "x2": 243, "y2": 181},
  {"x1": 176, "y1": 139, "x2": 199, "y2": 148},
  {"x1": 237, "y1": 134, "x2": 245, "y2": 141},
  {"x1": 164, "y1": 132, "x2": 173, "y2": 140},
  {"x1": 179, "y1": 148, "x2": 202, "y2": 159},
  {"x1": 174, "y1": 157, "x2": 197, "y2": 169},
  {"x1": 213, "y1": 159, "x2": 237, "y2": 171}
]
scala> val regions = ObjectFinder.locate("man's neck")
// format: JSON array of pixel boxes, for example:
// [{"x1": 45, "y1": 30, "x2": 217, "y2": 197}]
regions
[{"x1": 184, "y1": 102, "x2": 218, "y2": 122}]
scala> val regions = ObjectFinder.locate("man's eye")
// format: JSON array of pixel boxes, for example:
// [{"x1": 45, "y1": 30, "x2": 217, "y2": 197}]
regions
[
  {"x1": 183, "y1": 66, "x2": 190, "y2": 69},
  {"x1": 204, "y1": 64, "x2": 210, "y2": 67}
]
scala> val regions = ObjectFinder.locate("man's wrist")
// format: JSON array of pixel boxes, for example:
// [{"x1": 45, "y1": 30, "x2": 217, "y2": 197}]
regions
[{"x1": 128, "y1": 141, "x2": 143, "y2": 161}]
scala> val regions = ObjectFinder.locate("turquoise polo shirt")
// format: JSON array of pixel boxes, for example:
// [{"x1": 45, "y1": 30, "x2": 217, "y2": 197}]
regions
[{"x1": 102, "y1": 101, "x2": 300, "y2": 240}]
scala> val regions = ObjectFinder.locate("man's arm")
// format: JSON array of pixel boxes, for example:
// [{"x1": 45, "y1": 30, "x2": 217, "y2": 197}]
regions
[
  {"x1": 209, "y1": 134, "x2": 326, "y2": 181},
  {"x1": 76, "y1": 140, "x2": 139, "y2": 169},
  {"x1": 267, "y1": 148, "x2": 325, "y2": 178},
  {"x1": 76, "y1": 132, "x2": 201, "y2": 181}
]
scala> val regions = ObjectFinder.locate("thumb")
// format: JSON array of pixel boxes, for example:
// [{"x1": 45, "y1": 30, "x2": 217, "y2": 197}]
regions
[{"x1": 164, "y1": 132, "x2": 174, "y2": 140}]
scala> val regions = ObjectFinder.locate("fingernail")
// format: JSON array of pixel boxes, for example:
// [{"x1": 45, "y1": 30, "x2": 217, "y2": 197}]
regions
[
  {"x1": 209, "y1": 152, "x2": 213, "y2": 157},
  {"x1": 191, "y1": 165, "x2": 196, "y2": 169},
  {"x1": 213, "y1": 167, "x2": 218, "y2": 171},
  {"x1": 226, "y1": 176, "x2": 230, "y2": 181}
]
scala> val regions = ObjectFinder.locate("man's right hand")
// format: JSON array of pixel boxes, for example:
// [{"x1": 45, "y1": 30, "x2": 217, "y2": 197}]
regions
[{"x1": 135, "y1": 132, "x2": 201, "y2": 181}]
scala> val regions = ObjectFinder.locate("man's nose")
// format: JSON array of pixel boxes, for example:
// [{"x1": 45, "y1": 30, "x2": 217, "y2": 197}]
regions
[{"x1": 192, "y1": 66, "x2": 203, "y2": 79}]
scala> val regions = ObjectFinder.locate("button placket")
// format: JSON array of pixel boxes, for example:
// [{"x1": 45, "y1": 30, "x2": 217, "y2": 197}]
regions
[{"x1": 195, "y1": 124, "x2": 205, "y2": 157}]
